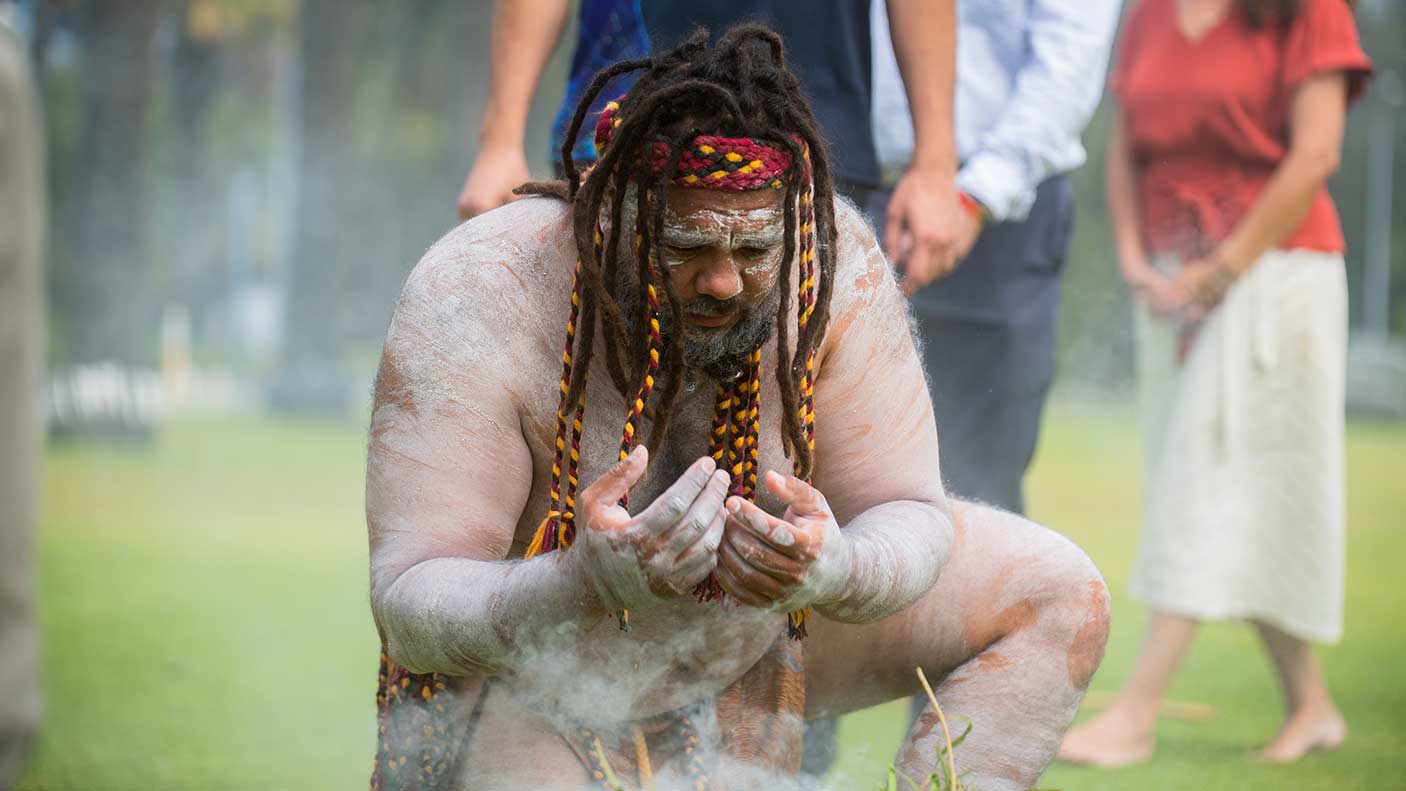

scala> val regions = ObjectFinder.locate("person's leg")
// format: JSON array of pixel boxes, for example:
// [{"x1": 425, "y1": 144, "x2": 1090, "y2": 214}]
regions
[
  {"x1": 907, "y1": 175, "x2": 1070, "y2": 514},
  {"x1": 0, "y1": 20, "x2": 45, "y2": 791},
  {"x1": 806, "y1": 502, "x2": 1110, "y2": 791},
  {"x1": 1250, "y1": 620, "x2": 1345, "y2": 762},
  {"x1": 914, "y1": 312, "x2": 1053, "y2": 513},
  {"x1": 1056, "y1": 611, "x2": 1199, "y2": 766}
]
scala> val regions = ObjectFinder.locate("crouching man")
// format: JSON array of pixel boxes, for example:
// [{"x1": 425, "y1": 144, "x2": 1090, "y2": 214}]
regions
[{"x1": 366, "y1": 26, "x2": 1108, "y2": 791}]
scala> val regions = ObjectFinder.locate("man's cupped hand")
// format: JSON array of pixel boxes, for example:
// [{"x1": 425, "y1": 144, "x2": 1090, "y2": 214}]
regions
[
  {"x1": 576, "y1": 448, "x2": 729, "y2": 612},
  {"x1": 714, "y1": 471, "x2": 852, "y2": 613},
  {"x1": 574, "y1": 450, "x2": 852, "y2": 618}
]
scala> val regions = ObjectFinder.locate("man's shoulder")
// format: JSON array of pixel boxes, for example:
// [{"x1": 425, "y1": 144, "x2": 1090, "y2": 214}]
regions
[
  {"x1": 813, "y1": 196, "x2": 912, "y2": 371},
  {"x1": 827, "y1": 197, "x2": 900, "y2": 321},
  {"x1": 395, "y1": 196, "x2": 576, "y2": 333}
]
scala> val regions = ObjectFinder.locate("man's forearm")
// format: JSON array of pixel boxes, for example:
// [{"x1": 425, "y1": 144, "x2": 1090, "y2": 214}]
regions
[
  {"x1": 817, "y1": 500, "x2": 953, "y2": 623},
  {"x1": 478, "y1": 0, "x2": 571, "y2": 150},
  {"x1": 374, "y1": 548, "x2": 604, "y2": 677},
  {"x1": 885, "y1": 0, "x2": 957, "y2": 174}
]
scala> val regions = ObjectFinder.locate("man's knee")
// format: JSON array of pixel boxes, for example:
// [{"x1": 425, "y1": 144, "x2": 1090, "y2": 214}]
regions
[
  {"x1": 1031, "y1": 539, "x2": 1110, "y2": 690},
  {"x1": 959, "y1": 506, "x2": 1110, "y2": 688}
]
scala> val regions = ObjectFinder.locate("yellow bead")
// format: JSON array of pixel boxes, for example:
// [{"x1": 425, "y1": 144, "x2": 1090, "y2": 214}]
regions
[{"x1": 725, "y1": 152, "x2": 743, "y2": 162}]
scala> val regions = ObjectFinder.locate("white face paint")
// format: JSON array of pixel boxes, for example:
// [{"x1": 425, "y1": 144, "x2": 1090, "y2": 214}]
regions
[{"x1": 660, "y1": 205, "x2": 786, "y2": 284}]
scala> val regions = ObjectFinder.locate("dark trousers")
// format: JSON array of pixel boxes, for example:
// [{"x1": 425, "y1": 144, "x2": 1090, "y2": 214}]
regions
[
  {"x1": 844, "y1": 177, "x2": 1072, "y2": 514},
  {"x1": 798, "y1": 178, "x2": 1074, "y2": 778}
]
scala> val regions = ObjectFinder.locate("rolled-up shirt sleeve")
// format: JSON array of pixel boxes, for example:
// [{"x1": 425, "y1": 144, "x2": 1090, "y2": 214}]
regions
[{"x1": 956, "y1": 0, "x2": 1122, "y2": 222}]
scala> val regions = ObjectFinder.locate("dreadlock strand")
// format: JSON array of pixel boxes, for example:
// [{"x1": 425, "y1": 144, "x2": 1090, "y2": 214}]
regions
[
  {"x1": 562, "y1": 226, "x2": 605, "y2": 414},
  {"x1": 569, "y1": 152, "x2": 640, "y2": 397},
  {"x1": 512, "y1": 180, "x2": 570, "y2": 200},
  {"x1": 561, "y1": 57, "x2": 654, "y2": 196},
  {"x1": 594, "y1": 170, "x2": 637, "y2": 393},
  {"x1": 741, "y1": 349, "x2": 763, "y2": 498},
  {"x1": 769, "y1": 142, "x2": 805, "y2": 463},
  {"x1": 716, "y1": 23, "x2": 786, "y2": 69},
  {"x1": 641, "y1": 127, "x2": 701, "y2": 455},
  {"x1": 794, "y1": 129, "x2": 840, "y2": 351},
  {"x1": 632, "y1": 158, "x2": 658, "y2": 380}
]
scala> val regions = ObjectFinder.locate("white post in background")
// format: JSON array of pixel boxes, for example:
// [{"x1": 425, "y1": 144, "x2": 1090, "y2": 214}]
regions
[{"x1": 1364, "y1": 69, "x2": 1401, "y2": 337}]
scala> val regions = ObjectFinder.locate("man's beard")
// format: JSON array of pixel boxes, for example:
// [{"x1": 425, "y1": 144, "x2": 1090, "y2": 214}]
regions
[{"x1": 613, "y1": 271, "x2": 782, "y2": 380}]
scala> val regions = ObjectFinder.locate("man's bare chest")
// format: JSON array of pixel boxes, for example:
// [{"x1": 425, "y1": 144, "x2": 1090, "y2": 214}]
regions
[{"x1": 512, "y1": 367, "x2": 796, "y2": 548}]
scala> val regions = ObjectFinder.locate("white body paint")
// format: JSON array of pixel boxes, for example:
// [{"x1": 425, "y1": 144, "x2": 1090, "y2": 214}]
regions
[{"x1": 366, "y1": 195, "x2": 1109, "y2": 789}]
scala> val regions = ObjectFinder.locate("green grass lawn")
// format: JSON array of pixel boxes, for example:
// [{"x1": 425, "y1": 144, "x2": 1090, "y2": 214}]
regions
[{"x1": 16, "y1": 405, "x2": 1406, "y2": 790}]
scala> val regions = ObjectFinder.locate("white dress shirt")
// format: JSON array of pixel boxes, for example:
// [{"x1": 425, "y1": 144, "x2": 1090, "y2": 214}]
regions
[{"x1": 872, "y1": 0, "x2": 1122, "y2": 222}]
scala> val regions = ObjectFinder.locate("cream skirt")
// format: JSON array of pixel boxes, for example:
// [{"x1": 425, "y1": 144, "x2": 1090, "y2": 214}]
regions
[{"x1": 1131, "y1": 249, "x2": 1347, "y2": 643}]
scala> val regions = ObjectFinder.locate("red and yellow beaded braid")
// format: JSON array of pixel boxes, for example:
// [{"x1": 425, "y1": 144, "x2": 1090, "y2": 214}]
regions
[{"x1": 517, "y1": 100, "x2": 821, "y2": 637}]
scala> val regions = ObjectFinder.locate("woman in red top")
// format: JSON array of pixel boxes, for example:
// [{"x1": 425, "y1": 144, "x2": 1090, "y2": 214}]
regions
[{"x1": 1059, "y1": 0, "x2": 1372, "y2": 767}]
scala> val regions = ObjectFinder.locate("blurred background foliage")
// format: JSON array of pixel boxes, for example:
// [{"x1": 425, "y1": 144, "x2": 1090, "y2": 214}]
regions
[
  {"x1": 27, "y1": 0, "x2": 566, "y2": 414},
  {"x1": 18, "y1": 0, "x2": 1405, "y2": 415}
]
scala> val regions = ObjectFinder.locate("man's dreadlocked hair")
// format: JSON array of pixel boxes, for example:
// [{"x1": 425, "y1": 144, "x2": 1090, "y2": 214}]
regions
[{"x1": 543, "y1": 23, "x2": 840, "y2": 478}]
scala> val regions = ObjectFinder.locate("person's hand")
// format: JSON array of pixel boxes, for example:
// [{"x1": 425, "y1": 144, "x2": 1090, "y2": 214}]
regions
[
  {"x1": 456, "y1": 144, "x2": 531, "y2": 221},
  {"x1": 1174, "y1": 255, "x2": 1238, "y2": 317},
  {"x1": 884, "y1": 167, "x2": 970, "y2": 296},
  {"x1": 714, "y1": 471, "x2": 852, "y2": 612},
  {"x1": 1124, "y1": 261, "x2": 1191, "y2": 318},
  {"x1": 574, "y1": 447, "x2": 730, "y2": 613}
]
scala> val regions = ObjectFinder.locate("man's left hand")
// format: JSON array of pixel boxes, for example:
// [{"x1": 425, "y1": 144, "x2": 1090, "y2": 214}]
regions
[{"x1": 714, "y1": 471, "x2": 852, "y2": 612}]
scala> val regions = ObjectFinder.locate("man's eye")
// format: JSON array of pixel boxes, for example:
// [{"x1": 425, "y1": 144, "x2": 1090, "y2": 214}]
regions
[
  {"x1": 666, "y1": 244, "x2": 702, "y2": 255},
  {"x1": 739, "y1": 246, "x2": 775, "y2": 257}
]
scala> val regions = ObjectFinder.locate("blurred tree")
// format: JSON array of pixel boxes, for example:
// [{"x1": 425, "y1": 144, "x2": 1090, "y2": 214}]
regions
[
  {"x1": 42, "y1": 0, "x2": 162, "y2": 366},
  {"x1": 274, "y1": 0, "x2": 491, "y2": 412},
  {"x1": 151, "y1": 0, "x2": 294, "y2": 356}
]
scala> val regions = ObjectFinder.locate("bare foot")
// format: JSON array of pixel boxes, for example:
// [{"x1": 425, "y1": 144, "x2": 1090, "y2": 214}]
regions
[
  {"x1": 1251, "y1": 708, "x2": 1346, "y2": 763},
  {"x1": 1057, "y1": 705, "x2": 1155, "y2": 768}
]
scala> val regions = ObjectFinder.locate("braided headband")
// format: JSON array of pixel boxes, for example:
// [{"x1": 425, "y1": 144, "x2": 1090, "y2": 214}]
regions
[{"x1": 594, "y1": 100, "x2": 797, "y2": 190}]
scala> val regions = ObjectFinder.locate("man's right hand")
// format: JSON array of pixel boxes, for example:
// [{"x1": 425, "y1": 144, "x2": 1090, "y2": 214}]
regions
[
  {"x1": 456, "y1": 144, "x2": 532, "y2": 221},
  {"x1": 574, "y1": 447, "x2": 730, "y2": 613}
]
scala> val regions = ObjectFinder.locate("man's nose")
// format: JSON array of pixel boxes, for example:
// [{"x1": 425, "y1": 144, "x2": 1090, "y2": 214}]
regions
[{"x1": 691, "y1": 254, "x2": 743, "y2": 301}]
